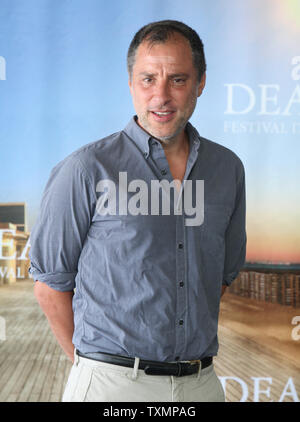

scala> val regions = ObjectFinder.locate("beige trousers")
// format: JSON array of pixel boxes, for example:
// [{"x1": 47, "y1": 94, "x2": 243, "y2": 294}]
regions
[{"x1": 62, "y1": 350, "x2": 225, "y2": 402}]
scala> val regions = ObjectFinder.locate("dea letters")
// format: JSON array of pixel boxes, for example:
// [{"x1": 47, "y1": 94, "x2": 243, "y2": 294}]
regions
[
  {"x1": 224, "y1": 57, "x2": 300, "y2": 135},
  {"x1": 225, "y1": 56, "x2": 300, "y2": 115},
  {"x1": 220, "y1": 376, "x2": 299, "y2": 402}
]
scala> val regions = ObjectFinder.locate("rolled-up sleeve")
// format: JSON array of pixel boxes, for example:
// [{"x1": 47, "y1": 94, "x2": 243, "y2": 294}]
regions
[
  {"x1": 29, "y1": 155, "x2": 95, "y2": 291},
  {"x1": 222, "y1": 161, "x2": 247, "y2": 286}
]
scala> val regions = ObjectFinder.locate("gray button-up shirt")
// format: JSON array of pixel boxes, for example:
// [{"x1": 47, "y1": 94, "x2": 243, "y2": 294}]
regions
[{"x1": 29, "y1": 116, "x2": 246, "y2": 362}]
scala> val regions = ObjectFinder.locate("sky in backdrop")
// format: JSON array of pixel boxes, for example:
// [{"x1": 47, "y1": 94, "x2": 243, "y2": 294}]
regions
[{"x1": 0, "y1": 0, "x2": 299, "y2": 264}]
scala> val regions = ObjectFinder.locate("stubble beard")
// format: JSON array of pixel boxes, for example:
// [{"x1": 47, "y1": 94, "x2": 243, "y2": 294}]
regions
[
  {"x1": 138, "y1": 94, "x2": 198, "y2": 146},
  {"x1": 138, "y1": 112, "x2": 188, "y2": 146}
]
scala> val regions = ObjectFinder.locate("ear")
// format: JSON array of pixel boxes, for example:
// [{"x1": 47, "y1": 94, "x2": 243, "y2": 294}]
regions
[
  {"x1": 197, "y1": 72, "x2": 206, "y2": 97},
  {"x1": 128, "y1": 76, "x2": 133, "y2": 94}
]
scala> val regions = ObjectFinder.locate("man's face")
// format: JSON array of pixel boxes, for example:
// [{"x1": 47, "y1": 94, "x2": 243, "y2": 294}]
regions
[{"x1": 128, "y1": 33, "x2": 206, "y2": 142}]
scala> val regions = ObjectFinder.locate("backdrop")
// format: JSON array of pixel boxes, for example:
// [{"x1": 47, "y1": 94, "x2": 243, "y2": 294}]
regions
[{"x1": 0, "y1": 0, "x2": 299, "y2": 402}]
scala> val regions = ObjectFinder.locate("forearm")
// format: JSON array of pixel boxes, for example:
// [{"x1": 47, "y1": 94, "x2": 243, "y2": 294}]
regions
[{"x1": 34, "y1": 281, "x2": 75, "y2": 363}]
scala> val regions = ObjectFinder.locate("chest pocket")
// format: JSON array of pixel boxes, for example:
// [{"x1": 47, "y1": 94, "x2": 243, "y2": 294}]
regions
[
  {"x1": 199, "y1": 203, "x2": 232, "y2": 258},
  {"x1": 202, "y1": 204, "x2": 232, "y2": 238}
]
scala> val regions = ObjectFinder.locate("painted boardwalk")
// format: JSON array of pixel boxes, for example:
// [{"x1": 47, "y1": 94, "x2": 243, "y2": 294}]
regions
[{"x1": 0, "y1": 280, "x2": 299, "y2": 402}]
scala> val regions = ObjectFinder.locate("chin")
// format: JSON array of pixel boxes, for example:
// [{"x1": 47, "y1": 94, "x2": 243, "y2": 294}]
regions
[
  {"x1": 154, "y1": 124, "x2": 185, "y2": 141},
  {"x1": 150, "y1": 130, "x2": 180, "y2": 142}
]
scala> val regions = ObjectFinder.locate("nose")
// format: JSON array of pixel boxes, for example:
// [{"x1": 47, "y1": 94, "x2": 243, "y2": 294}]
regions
[{"x1": 152, "y1": 79, "x2": 171, "y2": 107}]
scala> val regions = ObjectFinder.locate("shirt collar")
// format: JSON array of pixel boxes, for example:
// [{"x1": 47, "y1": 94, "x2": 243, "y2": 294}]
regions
[{"x1": 123, "y1": 115, "x2": 201, "y2": 157}]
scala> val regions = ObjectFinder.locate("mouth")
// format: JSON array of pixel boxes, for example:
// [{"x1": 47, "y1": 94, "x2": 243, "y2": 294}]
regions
[{"x1": 150, "y1": 110, "x2": 176, "y2": 122}]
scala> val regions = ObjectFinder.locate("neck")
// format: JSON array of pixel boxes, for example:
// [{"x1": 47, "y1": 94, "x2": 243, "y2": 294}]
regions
[
  {"x1": 134, "y1": 116, "x2": 189, "y2": 157},
  {"x1": 158, "y1": 129, "x2": 189, "y2": 157}
]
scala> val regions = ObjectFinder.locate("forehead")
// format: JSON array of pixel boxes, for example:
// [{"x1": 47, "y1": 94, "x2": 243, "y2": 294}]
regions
[{"x1": 133, "y1": 33, "x2": 194, "y2": 70}]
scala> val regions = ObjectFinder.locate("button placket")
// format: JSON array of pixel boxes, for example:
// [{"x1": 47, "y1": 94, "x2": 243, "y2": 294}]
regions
[
  {"x1": 148, "y1": 133, "x2": 200, "y2": 362},
  {"x1": 174, "y1": 210, "x2": 187, "y2": 361},
  {"x1": 172, "y1": 139, "x2": 200, "y2": 360}
]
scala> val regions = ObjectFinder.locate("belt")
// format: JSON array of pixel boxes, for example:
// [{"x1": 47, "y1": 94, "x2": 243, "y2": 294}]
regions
[{"x1": 76, "y1": 350, "x2": 212, "y2": 377}]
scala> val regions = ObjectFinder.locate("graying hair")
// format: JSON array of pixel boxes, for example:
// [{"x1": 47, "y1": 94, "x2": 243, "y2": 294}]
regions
[{"x1": 127, "y1": 20, "x2": 206, "y2": 82}]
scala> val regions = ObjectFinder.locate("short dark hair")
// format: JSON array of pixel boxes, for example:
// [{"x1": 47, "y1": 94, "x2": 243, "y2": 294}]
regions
[{"x1": 127, "y1": 20, "x2": 206, "y2": 82}]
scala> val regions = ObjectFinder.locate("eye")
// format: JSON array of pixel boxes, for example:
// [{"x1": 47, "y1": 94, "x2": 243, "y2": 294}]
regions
[
  {"x1": 173, "y1": 78, "x2": 186, "y2": 84},
  {"x1": 143, "y1": 77, "x2": 153, "y2": 84}
]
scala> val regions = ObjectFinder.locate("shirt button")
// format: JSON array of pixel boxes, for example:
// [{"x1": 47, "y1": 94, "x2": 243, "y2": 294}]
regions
[
  {"x1": 161, "y1": 169, "x2": 167, "y2": 175},
  {"x1": 178, "y1": 243, "x2": 183, "y2": 249},
  {"x1": 179, "y1": 281, "x2": 184, "y2": 287},
  {"x1": 179, "y1": 320, "x2": 184, "y2": 325}
]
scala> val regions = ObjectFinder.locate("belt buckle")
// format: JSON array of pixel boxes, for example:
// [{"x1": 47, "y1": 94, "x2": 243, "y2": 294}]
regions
[
  {"x1": 177, "y1": 359, "x2": 201, "y2": 377},
  {"x1": 176, "y1": 359, "x2": 200, "y2": 377},
  {"x1": 189, "y1": 359, "x2": 201, "y2": 365}
]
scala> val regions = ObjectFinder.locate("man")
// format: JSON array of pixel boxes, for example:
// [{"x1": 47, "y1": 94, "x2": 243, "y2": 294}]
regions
[{"x1": 29, "y1": 20, "x2": 246, "y2": 402}]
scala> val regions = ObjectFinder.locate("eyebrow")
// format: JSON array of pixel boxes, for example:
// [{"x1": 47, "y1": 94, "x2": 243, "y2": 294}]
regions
[{"x1": 138, "y1": 72, "x2": 190, "y2": 78}]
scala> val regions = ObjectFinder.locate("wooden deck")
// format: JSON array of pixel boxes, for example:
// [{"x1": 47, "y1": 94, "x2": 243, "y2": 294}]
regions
[
  {"x1": 0, "y1": 280, "x2": 299, "y2": 402},
  {"x1": 0, "y1": 280, "x2": 72, "y2": 402}
]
